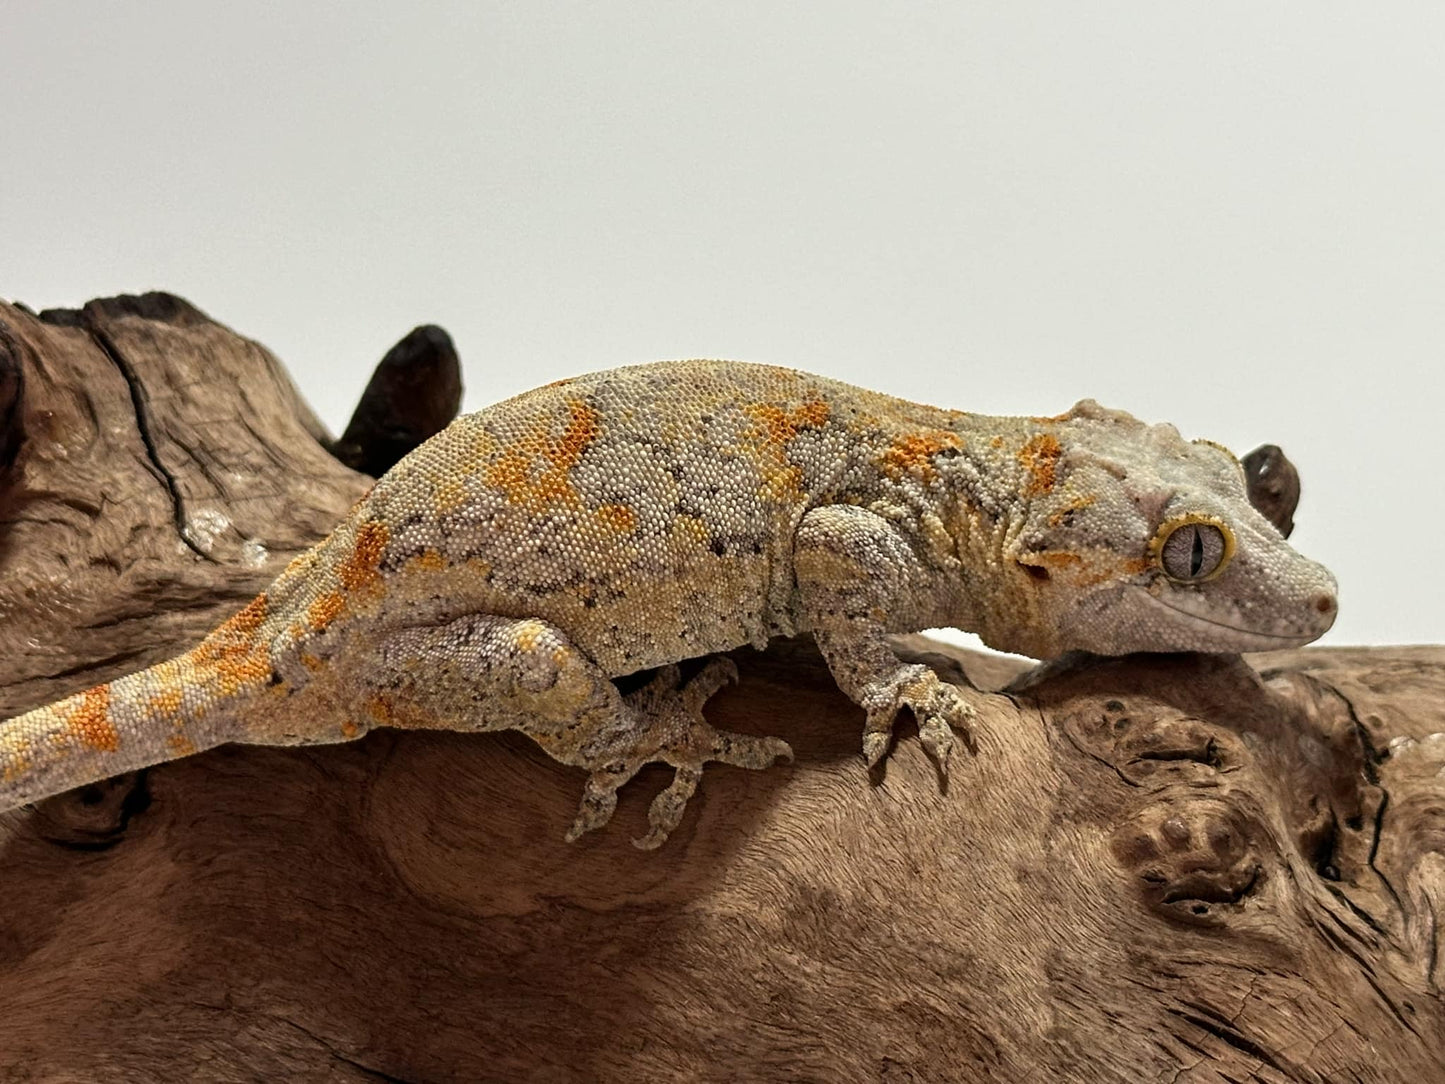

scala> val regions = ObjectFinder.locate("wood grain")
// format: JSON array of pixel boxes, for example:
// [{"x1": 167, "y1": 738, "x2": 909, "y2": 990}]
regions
[{"x1": 0, "y1": 295, "x2": 1439, "y2": 1082}]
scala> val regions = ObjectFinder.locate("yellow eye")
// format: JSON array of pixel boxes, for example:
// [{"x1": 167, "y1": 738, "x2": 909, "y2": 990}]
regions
[{"x1": 1150, "y1": 515, "x2": 1235, "y2": 583}]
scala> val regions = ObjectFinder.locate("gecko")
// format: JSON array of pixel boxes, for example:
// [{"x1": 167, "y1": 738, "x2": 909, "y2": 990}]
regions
[{"x1": 0, "y1": 361, "x2": 1338, "y2": 848}]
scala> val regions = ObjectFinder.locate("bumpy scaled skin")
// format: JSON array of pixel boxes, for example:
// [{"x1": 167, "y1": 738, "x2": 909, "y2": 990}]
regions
[{"x1": 0, "y1": 362, "x2": 1338, "y2": 847}]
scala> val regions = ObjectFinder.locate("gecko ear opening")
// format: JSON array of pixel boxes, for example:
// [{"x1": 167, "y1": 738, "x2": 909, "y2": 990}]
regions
[{"x1": 1021, "y1": 563, "x2": 1051, "y2": 583}]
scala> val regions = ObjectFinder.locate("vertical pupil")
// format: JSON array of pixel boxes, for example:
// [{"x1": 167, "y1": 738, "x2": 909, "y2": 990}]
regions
[{"x1": 1190, "y1": 527, "x2": 1204, "y2": 576}]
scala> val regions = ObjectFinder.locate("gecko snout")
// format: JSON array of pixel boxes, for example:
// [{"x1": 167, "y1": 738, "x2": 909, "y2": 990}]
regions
[{"x1": 1301, "y1": 586, "x2": 1338, "y2": 640}]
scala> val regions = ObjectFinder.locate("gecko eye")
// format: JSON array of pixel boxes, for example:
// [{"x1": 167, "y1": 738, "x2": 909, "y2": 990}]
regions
[{"x1": 1151, "y1": 515, "x2": 1235, "y2": 583}]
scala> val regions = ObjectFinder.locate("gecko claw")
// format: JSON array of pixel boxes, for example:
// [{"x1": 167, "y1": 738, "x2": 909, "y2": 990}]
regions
[
  {"x1": 681, "y1": 656, "x2": 740, "y2": 713},
  {"x1": 633, "y1": 764, "x2": 703, "y2": 849},
  {"x1": 565, "y1": 770, "x2": 626, "y2": 842},
  {"x1": 862, "y1": 728, "x2": 891, "y2": 768},
  {"x1": 919, "y1": 717, "x2": 954, "y2": 777},
  {"x1": 860, "y1": 669, "x2": 976, "y2": 778}
]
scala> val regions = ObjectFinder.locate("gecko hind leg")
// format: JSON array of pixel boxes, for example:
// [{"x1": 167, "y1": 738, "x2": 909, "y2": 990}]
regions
[
  {"x1": 569, "y1": 658, "x2": 793, "y2": 849},
  {"x1": 366, "y1": 617, "x2": 790, "y2": 848}
]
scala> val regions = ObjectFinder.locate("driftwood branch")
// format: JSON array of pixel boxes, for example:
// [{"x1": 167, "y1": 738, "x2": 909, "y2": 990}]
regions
[{"x1": 0, "y1": 294, "x2": 1440, "y2": 1082}]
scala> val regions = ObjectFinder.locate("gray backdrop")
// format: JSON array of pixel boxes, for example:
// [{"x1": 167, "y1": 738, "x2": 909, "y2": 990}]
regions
[{"x1": 3, "y1": 2, "x2": 1440, "y2": 649}]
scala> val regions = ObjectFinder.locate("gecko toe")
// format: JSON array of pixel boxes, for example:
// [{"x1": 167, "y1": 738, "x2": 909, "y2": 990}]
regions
[
  {"x1": 633, "y1": 764, "x2": 703, "y2": 849},
  {"x1": 709, "y1": 731, "x2": 793, "y2": 770},
  {"x1": 918, "y1": 717, "x2": 954, "y2": 776},
  {"x1": 862, "y1": 728, "x2": 891, "y2": 768},
  {"x1": 564, "y1": 772, "x2": 624, "y2": 843},
  {"x1": 571, "y1": 657, "x2": 791, "y2": 846},
  {"x1": 860, "y1": 670, "x2": 978, "y2": 780},
  {"x1": 682, "y1": 656, "x2": 740, "y2": 713}
]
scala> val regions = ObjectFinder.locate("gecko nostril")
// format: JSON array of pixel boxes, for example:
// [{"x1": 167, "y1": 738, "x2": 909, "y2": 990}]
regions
[{"x1": 1313, "y1": 592, "x2": 1336, "y2": 616}]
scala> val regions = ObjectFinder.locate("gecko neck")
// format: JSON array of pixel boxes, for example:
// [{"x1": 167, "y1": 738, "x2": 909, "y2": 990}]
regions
[{"x1": 932, "y1": 413, "x2": 1060, "y2": 658}]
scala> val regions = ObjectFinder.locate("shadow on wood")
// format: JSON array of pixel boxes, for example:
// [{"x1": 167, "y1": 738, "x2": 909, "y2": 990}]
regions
[{"x1": 0, "y1": 295, "x2": 1439, "y2": 1082}]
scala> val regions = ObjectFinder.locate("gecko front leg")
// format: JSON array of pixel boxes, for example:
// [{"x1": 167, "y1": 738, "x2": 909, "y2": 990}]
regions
[
  {"x1": 361, "y1": 615, "x2": 791, "y2": 848},
  {"x1": 793, "y1": 504, "x2": 979, "y2": 775}
]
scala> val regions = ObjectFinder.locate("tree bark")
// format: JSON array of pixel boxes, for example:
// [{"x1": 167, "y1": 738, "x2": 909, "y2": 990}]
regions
[{"x1": 0, "y1": 294, "x2": 1439, "y2": 1083}]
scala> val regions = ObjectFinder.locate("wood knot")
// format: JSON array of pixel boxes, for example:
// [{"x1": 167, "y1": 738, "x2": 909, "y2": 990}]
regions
[{"x1": 1112, "y1": 801, "x2": 1263, "y2": 924}]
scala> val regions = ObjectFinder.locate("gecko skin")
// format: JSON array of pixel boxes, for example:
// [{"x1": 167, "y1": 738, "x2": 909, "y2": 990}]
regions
[{"x1": 0, "y1": 361, "x2": 1338, "y2": 847}]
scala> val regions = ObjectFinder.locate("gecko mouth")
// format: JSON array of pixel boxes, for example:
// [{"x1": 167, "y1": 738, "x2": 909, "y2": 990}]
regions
[{"x1": 1131, "y1": 588, "x2": 1316, "y2": 650}]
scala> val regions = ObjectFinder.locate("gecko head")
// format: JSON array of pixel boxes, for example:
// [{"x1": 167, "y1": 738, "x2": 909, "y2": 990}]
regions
[{"x1": 992, "y1": 400, "x2": 1337, "y2": 659}]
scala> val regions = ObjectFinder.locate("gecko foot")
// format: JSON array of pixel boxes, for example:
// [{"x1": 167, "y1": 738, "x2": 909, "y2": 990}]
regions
[
  {"x1": 564, "y1": 658, "x2": 793, "y2": 849},
  {"x1": 861, "y1": 666, "x2": 976, "y2": 777}
]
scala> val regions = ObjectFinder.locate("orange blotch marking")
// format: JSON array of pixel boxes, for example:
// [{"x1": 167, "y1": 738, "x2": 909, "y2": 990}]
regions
[
  {"x1": 744, "y1": 403, "x2": 793, "y2": 446},
  {"x1": 793, "y1": 399, "x2": 831, "y2": 429},
  {"x1": 486, "y1": 398, "x2": 603, "y2": 508},
  {"x1": 338, "y1": 520, "x2": 390, "y2": 595},
  {"x1": 672, "y1": 515, "x2": 711, "y2": 545},
  {"x1": 514, "y1": 622, "x2": 544, "y2": 652},
  {"x1": 148, "y1": 686, "x2": 184, "y2": 717},
  {"x1": 485, "y1": 448, "x2": 533, "y2": 503},
  {"x1": 408, "y1": 548, "x2": 448, "y2": 572},
  {"x1": 308, "y1": 591, "x2": 346, "y2": 630},
  {"x1": 745, "y1": 399, "x2": 831, "y2": 446},
  {"x1": 66, "y1": 684, "x2": 120, "y2": 753},
  {"x1": 1047, "y1": 493, "x2": 1097, "y2": 528},
  {"x1": 743, "y1": 398, "x2": 831, "y2": 500},
  {"x1": 558, "y1": 400, "x2": 602, "y2": 460},
  {"x1": 212, "y1": 593, "x2": 268, "y2": 641},
  {"x1": 363, "y1": 694, "x2": 403, "y2": 730},
  {"x1": 193, "y1": 593, "x2": 275, "y2": 695},
  {"x1": 213, "y1": 654, "x2": 272, "y2": 697},
  {"x1": 1018, "y1": 433, "x2": 1063, "y2": 496},
  {"x1": 596, "y1": 503, "x2": 637, "y2": 533},
  {"x1": 282, "y1": 552, "x2": 314, "y2": 577},
  {"x1": 435, "y1": 479, "x2": 468, "y2": 513},
  {"x1": 2, "y1": 753, "x2": 33, "y2": 783},
  {"x1": 533, "y1": 398, "x2": 603, "y2": 503},
  {"x1": 879, "y1": 430, "x2": 963, "y2": 482},
  {"x1": 1023, "y1": 549, "x2": 1148, "y2": 588},
  {"x1": 759, "y1": 464, "x2": 804, "y2": 500},
  {"x1": 300, "y1": 652, "x2": 326, "y2": 673},
  {"x1": 193, "y1": 596, "x2": 266, "y2": 661},
  {"x1": 166, "y1": 733, "x2": 198, "y2": 757}
]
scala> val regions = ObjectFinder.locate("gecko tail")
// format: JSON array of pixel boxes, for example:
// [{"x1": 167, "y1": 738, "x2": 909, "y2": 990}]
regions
[{"x1": 0, "y1": 598, "x2": 276, "y2": 814}]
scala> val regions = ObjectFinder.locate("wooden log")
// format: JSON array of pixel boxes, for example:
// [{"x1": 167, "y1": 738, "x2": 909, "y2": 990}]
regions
[{"x1": 0, "y1": 294, "x2": 1439, "y2": 1082}]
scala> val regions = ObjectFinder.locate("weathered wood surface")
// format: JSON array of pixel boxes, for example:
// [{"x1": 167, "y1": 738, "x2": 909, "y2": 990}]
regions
[{"x1": 0, "y1": 294, "x2": 1439, "y2": 1083}]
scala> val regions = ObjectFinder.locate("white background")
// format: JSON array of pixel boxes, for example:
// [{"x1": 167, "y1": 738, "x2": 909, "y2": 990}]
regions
[{"x1": 3, "y1": 3, "x2": 1441, "y2": 647}]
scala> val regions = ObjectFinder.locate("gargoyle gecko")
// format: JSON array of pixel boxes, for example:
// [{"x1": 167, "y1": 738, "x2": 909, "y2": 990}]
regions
[{"x1": 0, "y1": 361, "x2": 1338, "y2": 846}]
